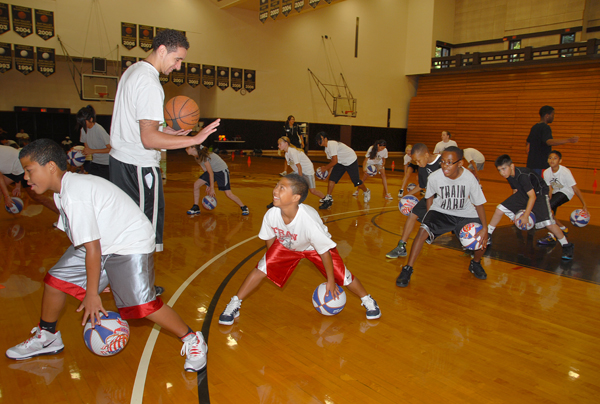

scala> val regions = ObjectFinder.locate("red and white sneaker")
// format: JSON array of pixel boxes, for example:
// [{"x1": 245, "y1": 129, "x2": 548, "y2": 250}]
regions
[
  {"x1": 6, "y1": 327, "x2": 64, "y2": 360},
  {"x1": 181, "y1": 331, "x2": 208, "y2": 372}
]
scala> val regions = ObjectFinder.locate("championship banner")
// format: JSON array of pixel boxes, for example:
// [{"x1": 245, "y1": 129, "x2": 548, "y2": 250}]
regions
[
  {"x1": 0, "y1": 3, "x2": 10, "y2": 35},
  {"x1": 121, "y1": 22, "x2": 137, "y2": 50},
  {"x1": 171, "y1": 63, "x2": 185, "y2": 86},
  {"x1": 202, "y1": 64, "x2": 215, "y2": 89},
  {"x1": 294, "y1": 0, "x2": 305, "y2": 13},
  {"x1": 159, "y1": 74, "x2": 169, "y2": 85},
  {"x1": 230, "y1": 68, "x2": 242, "y2": 91},
  {"x1": 244, "y1": 69, "x2": 255, "y2": 93},
  {"x1": 309, "y1": 0, "x2": 320, "y2": 9},
  {"x1": 34, "y1": 9, "x2": 54, "y2": 40},
  {"x1": 270, "y1": 0, "x2": 280, "y2": 20},
  {"x1": 12, "y1": 5, "x2": 32, "y2": 38},
  {"x1": 216, "y1": 66, "x2": 229, "y2": 90},
  {"x1": 282, "y1": 0, "x2": 293, "y2": 16},
  {"x1": 14, "y1": 44, "x2": 34, "y2": 75},
  {"x1": 187, "y1": 63, "x2": 200, "y2": 88},
  {"x1": 121, "y1": 56, "x2": 137, "y2": 74},
  {"x1": 139, "y1": 25, "x2": 153, "y2": 52},
  {"x1": 36, "y1": 47, "x2": 54, "y2": 77},
  {"x1": 259, "y1": 0, "x2": 268, "y2": 24},
  {"x1": 0, "y1": 42, "x2": 11, "y2": 73}
]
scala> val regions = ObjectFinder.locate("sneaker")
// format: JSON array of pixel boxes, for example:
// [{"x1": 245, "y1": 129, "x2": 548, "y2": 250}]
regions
[
  {"x1": 385, "y1": 241, "x2": 407, "y2": 258},
  {"x1": 319, "y1": 199, "x2": 333, "y2": 210},
  {"x1": 352, "y1": 190, "x2": 359, "y2": 197},
  {"x1": 155, "y1": 285, "x2": 165, "y2": 296},
  {"x1": 560, "y1": 227, "x2": 569, "y2": 235},
  {"x1": 487, "y1": 233, "x2": 492, "y2": 246},
  {"x1": 561, "y1": 243, "x2": 574, "y2": 260},
  {"x1": 266, "y1": 202, "x2": 274, "y2": 209},
  {"x1": 363, "y1": 188, "x2": 371, "y2": 203},
  {"x1": 6, "y1": 327, "x2": 65, "y2": 360},
  {"x1": 241, "y1": 205, "x2": 250, "y2": 216},
  {"x1": 187, "y1": 204, "x2": 200, "y2": 215},
  {"x1": 398, "y1": 189, "x2": 404, "y2": 198},
  {"x1": 319, "y1": 195, "x2": 333, "y2": 203},
  {"x1": 537, "y1": 233, "x2": 556, "y2": 245},
  {"x1": 361, "y1": 295, "x2": 381, "y2": 319},
  {"x1": 279, "y1": 171, "x2": 287, "y2": 177},
  {"x1": 468, "y1": 260, "x2": 487, "y2": 280},
  {"x1": 396, "y1": 265, "x2": 413, "y2": 287},
  {"x1": 181, "y1": 331, "x2": 208, "y2": 372},
  {"x1": 219, "y1": 296, "x2": 242, "y2": 325},
  {"x1": 420, "y1": 190, "x2": 425, "y2": 197},
  {"x1": 384, "y1": 193, "x2": 393, "y2": 200}
]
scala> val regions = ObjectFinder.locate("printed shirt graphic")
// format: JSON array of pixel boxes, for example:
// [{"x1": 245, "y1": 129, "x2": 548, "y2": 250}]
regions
[
  {"x1": 543, "y1": 165, "x2": 576, "y2": 200},
  {"x1": 425, "y1": 168, "x2": 486, "y2": 218}
]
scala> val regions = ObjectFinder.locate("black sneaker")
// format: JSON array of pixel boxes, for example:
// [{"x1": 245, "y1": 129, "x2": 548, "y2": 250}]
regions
[
  {"x1": 468, "y1": 260, "x2": 487, "y2": 280},
  {"x1": 561, "y1": 243, "x2": 574, "y2": 260},
  {"x1": 187, "y1": 205, "x2": 200, "y2": 215},
  {"x1": 155, "y1": 285, "x2": 165, "y2": 296},
  {"x1": 241, "y1": 205, "x2": 249, "y2": 216},
  {"x1": 319, "y1": 199, "x2": 333, "y2": 210},
  {"x1": 396, "y1": 265, "x2": 413, "y2": 287}
]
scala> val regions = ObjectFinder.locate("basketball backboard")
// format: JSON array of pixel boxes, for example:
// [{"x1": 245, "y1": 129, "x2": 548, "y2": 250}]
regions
[{"x1": 81, "y1": 74, "x2": 119, "y2": 101}]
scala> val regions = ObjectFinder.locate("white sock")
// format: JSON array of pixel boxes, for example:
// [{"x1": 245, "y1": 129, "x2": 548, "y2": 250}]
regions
[
  {"x1": 488, "y1": 225, "x2": 496, "y2": 234},
  {"x1": 360, "y1": 295, "x2": 372, "y2": 303},
  {"x1": 558, "y1": 237, "x2": 568, "y2": 246},
  {"x1": 559, "y1": 226, "x2": 567, "y2": 230}
]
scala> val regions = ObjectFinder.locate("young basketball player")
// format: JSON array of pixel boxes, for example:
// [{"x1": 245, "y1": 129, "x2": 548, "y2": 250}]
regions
[
  {"x1": 396, "y1": 147, "x2": 488, "y2": 287},
  {"x1": 6, "y1": 139, "x2": 208, "y2": 372},
  {"x1": 398, "y1": 144, "x2": 418, "y2": 198},
  {"x1": 487, "y1": 154, "x2": 574, "y2": 259},
  {"x1": 354, "y1": 139, "x2": 393, "y2": 200},
  {"x1": 185, "y1": 145, "x2": 249, "y2": 215},
  {"x1": 218, "y1": 173, "x2": 381, "y2": 325},
  {"x1": 76, "y1": 105, "x2": 111, "y2": 180},
  {"x1": 278, "y1": 136, "x2": 326, "y2": 202}
]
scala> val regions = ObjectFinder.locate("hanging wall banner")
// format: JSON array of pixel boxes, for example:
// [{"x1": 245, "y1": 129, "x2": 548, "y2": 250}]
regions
[
  {"x1": 171, "y1": 63, "x2": 185, "y2": 86},
  {"x1": 230, "y1": 68, "x2": 242, "y2": 91},
  {"x1": 309, "y1": 0, "x2": 320, "y2": 9},
  {"x1": 15, "y1": 44, "x2": 34, "y2": 75},
  {"x1": 0, "y1": 42, "x2": 11, "y2": 72},
  {"x1": 270, "y1": 0, "x2": 280, "y2": 20},
  {"x1": 187, "y1": 63, "x2": 200, "y2": 88},
  {"x1": 0, "y1": 3, "x2": 10, "y2": 35},
  {"x1": 259, "y1": 0, "x2": 268, "y2": 24},
  {"x1": 202, "y1": 65, "x2": 215, "y2": 89},
  {"x1": 36, "y1": 46, "x2": 54, "y2": 76},
  {"x1": 121, "y1": 56, "x2": 137, "y2": 74},
  {"x1": 159, "y1": 74, "x2": 169, "y2": 85},
  {"x1": 12, "y1": 5, "x2": 32, "y2": 38},
  {"x1": 121, "y1": 22, "x2": 137, "y2": 50},
  {"x1": 217, "y1": 66, "x2": 229, "y2": 90},
  {"x1": 294, "y1": 0, "x2": 304, "y2": 13},
  {"x1": 282, "y1": 0, "x2": 293, "y2": 16},
  {"x1": 34, "y1": 9, "x2": 54, "y2": 40},
  {"x1": 244, "y1": 69, "x2": 255, "y2": 93},
  {"x1": 139, "y1": 25, "x2": 153, "y2": 52}
]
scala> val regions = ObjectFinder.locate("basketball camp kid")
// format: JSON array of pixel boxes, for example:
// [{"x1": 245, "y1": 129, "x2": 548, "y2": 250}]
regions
[
  {"x1": 354, "y1": 139, "x2": 393, "y2": 200},
  {"x1": 218, "y1": 173, "x2": 381, "y2": 325},
  {"x1": 398, "y1": 144, "x2": 418, "y2": 198},
  {"x1": 396, "y1": 147, "x2": 489, "y2": 287},
  {"x1": 6, "y1": 139, "x2": 208, "y2": 372},
  {"x1": 185, "y1": 145, "x2": 249, "y2": 216},
  {"x1": 278, "y1": 136, "x2": 327, "y2": 203},
  {"x1": 487, "y1": 154, "x2": 574, "y2": 259}
]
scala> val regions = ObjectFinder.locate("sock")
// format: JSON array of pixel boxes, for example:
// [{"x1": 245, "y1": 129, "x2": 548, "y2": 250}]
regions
[
  {"x1": 360, "y1": 295, "x2": 372, "y2": 303},
  {"x1": 558, "y1": 237, "x2": 568, "y2": 246},
  {"x1": 488, "y1": 225, "x2": 496, "y2": 234},
  {"x1": 559, "y1": 226, "x2": 567, "y2": 230},
  {"x1": 180, "y1": 326, "x2": 195, "y2": 342},
  {"x1": 39, "y1": 319, "x2": 57, "y2": 334}
]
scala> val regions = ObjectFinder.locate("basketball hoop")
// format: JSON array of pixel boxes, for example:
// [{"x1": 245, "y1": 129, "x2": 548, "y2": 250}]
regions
[{"x1": 98, "y1": 92, "x2": 107, "y2": 102}]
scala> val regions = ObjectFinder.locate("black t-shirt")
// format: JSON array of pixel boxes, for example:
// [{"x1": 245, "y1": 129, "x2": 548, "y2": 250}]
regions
[
  {"x1": 507, "y1": 167, "x2": 549, "y2": 196},
  {"x1": 418, "y1": 154, "x2": 442, "y2": 188},
  {"x1": 526, "y1": 122, "x2": 553, "y2": 169},
  {"x1": 284, "y1": 124, "x2": 303, "y2": 148}
]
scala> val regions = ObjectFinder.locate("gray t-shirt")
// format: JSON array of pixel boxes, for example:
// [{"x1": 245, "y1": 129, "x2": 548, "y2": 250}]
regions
[
  {"x1": 199, "y1": 152, "x2": 228, "y2": 173},
  {"x1": 425, "y1": 168, "x2": 486, "y2": 218},
  {"x1": 80, "y1": 124, "x2": 111, "y2": 165}
]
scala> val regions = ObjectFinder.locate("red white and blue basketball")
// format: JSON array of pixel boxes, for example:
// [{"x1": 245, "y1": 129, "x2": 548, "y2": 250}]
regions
[
  {"x1": 202, "y1": 195, "x2": 217, "y2": 210},
  {"x1": 67, "y1": 148, "x2": 85, "y2": 167},
  {"x1": 514, "y1": 210, "x2": 536, "y2": 230},
  {"x1": 407, "y1": 183, "x2": 417, "y2": 192},
  {"x1": 5, "y1": 197, "x2": 23, "y2": 214},
  {"x1": 316, "y1": 167, "x2": 329, "y2": 180},
  {"x1": 459, "y1": 222, "x2": 483, "y2": 250},
  {"x1": 399, "y1": 195, "x2": 419, "y2": 216},
  {"x1": 366, "y1": 165, "x2": 378, "y2": 176},
  {"x1": 312, "y1": 283, "x2": 346, "y2": 316},
  {"x1": 570, "y1": 209, "x2": 590, "y2": 227},
  {"x1": 83, "y1": 311, "x2": 130, "y2": 356}
]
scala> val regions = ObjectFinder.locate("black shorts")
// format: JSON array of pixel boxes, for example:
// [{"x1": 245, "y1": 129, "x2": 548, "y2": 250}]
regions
[
  {"x1": 408, "y1": 163, "x2": 419, "y2": 172},
  {"x1": 410, "y1": 197, "x2": 427, "y2": 222},
  {"x1": 199, "y1": 170, "x2": 231, "y2": 191},
  {"x1": 497, "y1": 192, "x2": 554, "y2": 229},
  {"x1": 89, "y1": 162, "x2": 110, "y2": 181},
  {"x1": 329, "y1": 160, "x2": 363, "y2": 187},
  {"x1": 421, "y1": 210, "x2": 482, "y2": 244},
  {"x1": 3, "y1": 172, "x2": 28, "y2": 188},
  {"x1": 549, "y1": 192, "x2": 570, "y2": 214}
]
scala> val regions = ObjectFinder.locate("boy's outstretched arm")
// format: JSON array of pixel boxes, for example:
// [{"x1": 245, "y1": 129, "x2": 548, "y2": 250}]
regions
[
  {"x1": 77, "y1": 239, "x2": 108, "y2": 327},
  {"x1": 475, "y1": 204, "x2": 488, "y2": 248},
  {"x1": 319, "y1": 250, "x2": 341, "y2": 300},
  {"x1": 572, "y1": 185, "x2": 588, "y2": 213}
]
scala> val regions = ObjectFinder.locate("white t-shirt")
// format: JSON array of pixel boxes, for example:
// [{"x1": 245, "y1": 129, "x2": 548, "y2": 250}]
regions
[
  {"x1": 365, "y1": 146, "x2": 388, "y2": 166},
  {"x1": 403, "y1": 154, "x2": 413, "y2": 166},
  {"x1": 285, "y1": 148, "x2": 315, "y2": 176},
  {"x1": 543, "y1": 165, "x2": 576, "y2": 200},
  {"x1": 199, "y1": 152, "x2": 228, "y2": 173},
  {"x1": 0, "y1": 145, "x2": 24, "y2": 175},
  {"x1": 433, "y1": 140, "x2": 458, "y2": 154},
  {"x1": 425, "y1": 168, "x2": 486, "y2": 218},
  {"x1": 463, "y1": 148, "x2": 485, "y2": 164},
  {"x1": 54, "y1": 172, "x2": 155, "y2": 255},
  {"x1": 80, "y1": 124, "x2": 111, "y2": 165},
  {"x1": 110, "y1": 61, "x2": 164, "y2": 167},
  {"x1": 324, "y1": 140, "x2": 357, "y2": 166}
]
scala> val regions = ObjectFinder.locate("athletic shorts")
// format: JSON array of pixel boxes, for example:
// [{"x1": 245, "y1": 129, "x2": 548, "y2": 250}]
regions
[
  {"x1": 109, "y1": 156, "x2": 164, "y2": 252},
  {"x1": 3, "y1": 172, "x2": 28, "y2": 188},
  {"x1": 302, "y1": 173, "x2": 317, "y2": 189},
  {"x1": 421, "y1": 210, "x2": 482, "y2": 244},
  {"x1": 43, "y1": 245, "x2": 163, "y2": 319},
  {"x1": 329, "y1": 160, "x2": 363, "y2": 187},
  {"x1": 89, "y1": 162, "x2": 110, "y2": 181},
  {"x1": 497, "y1": 192, "x2": 554, "y2": 229},
  {"x1": 549, "y1": 192, "x2": 570, "y2": 214},
  {"x1": 199, "y1": 169, "x2": 231, "y2": 191},
  {"x1": 410, "y1": 198, "x2": 428, "y2": 222},
  {"x1": 468, "y1": 162, "x2": 485, "y2": 171},
  {"x1": 256, "y1": 239, "x2": 354, "y2": 288}
]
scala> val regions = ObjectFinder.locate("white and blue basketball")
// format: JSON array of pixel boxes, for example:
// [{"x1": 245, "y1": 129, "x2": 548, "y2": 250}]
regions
[
  {"x1": 366, "y1": 165, "x2": 378, "y2": 176},
  {"x1": 5, "y1": 197, "x2": 23, "y2": 214},
  {"x1": 67, "y1": 148, "x2": 85, "y2": 167},
  {"x1": 202, "y1": 195, "x2": 217, "y2": 211},
  {"x1": 83, "y1": 311, "x2": 130, "y2": 356},
  {"x1": 316, "y1": 167, "x2": 329, "y2": 180},
  {"x1": 407, "y1": 183, "x2": 417, "y2": 192},
  {"x1": 570, "y1": 209, "x2": 590, "y2": 227},
  {"x1": 312, "y1": 283, "x2": 346, "y2": 316},
  {"x1": 459, "y1": 222, "x2": 483, "y2": 250},
  {"x1": 399, "y1": 195, "x2": 419, "y2": 216},
  {"x1": 514, "y1": 209, "x2": 536, "y2": 230}
]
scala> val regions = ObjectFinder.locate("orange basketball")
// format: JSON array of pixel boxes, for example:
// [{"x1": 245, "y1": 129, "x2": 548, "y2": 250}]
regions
[{"x1": 164, "y1": 96, "x2": 200, "y2": 130}]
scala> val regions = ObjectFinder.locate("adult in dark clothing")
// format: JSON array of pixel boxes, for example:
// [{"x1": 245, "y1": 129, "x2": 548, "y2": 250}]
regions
[{"x1": 280, "y1": 115, "x2": 304, "y2": 176}]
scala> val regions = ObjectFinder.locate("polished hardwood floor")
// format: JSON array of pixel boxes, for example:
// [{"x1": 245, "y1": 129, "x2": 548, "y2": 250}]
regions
[{"x1": 1, "y1": 152, "x2": 599, "y2": 404}]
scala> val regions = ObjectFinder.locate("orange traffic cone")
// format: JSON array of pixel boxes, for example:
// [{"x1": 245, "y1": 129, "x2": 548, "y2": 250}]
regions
[
  {"x1": 391, "y1": 161, "x2": 395, "y2": 172},
  {"x1": 248, "y1": 156, "x2": 251, "y2": 167},
  {"x1": 231, "y1": 151, "x2": 235, "y2": 161}
]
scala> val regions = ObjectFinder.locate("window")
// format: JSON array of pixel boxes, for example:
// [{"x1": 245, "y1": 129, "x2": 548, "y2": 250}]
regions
[
  {"x1": 509, "y1": 40, "x2": 521, "y2": 62},
  {"x1": 560, "y1": 33, "x2": 575, "y2": 57},
  {"x1": 434, "y1": 46, "x2": 450, "y2": 68}
]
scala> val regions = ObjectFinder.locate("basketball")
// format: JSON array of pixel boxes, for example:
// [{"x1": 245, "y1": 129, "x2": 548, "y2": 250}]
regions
[
  {"x1": 366, "y1": 165, "x2": 378, "y2": 176},
  {"x1": 163, "y1": 96, "x2": 200, "y2": 131},
  {"x1": 83, "y1": 311, "x2": 130, "y2": 356},
  {"x1": 399, "y1": 195, "x2": 419, "y2": 216},
  {"x1": 407, "y1": 183, "x2": 417, "y2": 192},
  {"x1": 514, "y1": 210, "x2": 535, "y2": 230},
  {"x1": 316, "y1": 167, "x2": 328, "y2": 180},
  {"x1": 312, "y1": 283, "x2": 346, "y2": 316},
  {"x1": 202, "y1": 195, "x2": 217, "y2": 211},
  {"x1": 459, "y1": 222, "x2": 483, "y2": 250},
  {"x1": 67, "y1": 148, "x2": 85, "y2": 167},
  {"x1": 570, "y1": 209, "x2": 590, "y2": 227},
  {"x1": 5, "y1": 197, "x2": 24, "y2": 214}
]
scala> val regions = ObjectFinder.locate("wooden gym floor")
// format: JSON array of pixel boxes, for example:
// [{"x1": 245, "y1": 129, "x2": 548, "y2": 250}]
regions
[{"x1": 1, "y1": 151, "x2": 599, "y2": 404}]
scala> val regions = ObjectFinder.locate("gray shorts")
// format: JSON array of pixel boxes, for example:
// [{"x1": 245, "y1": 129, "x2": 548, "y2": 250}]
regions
[
  {"x1": 303, "y1": 173, "x2": 317, "y2": 189},
  {"x1": 469, "y1": 162, "x2": 485, "y2": 171},
  {"x1": 43, "y1": 245, "x2": 163, "y2": 319}
]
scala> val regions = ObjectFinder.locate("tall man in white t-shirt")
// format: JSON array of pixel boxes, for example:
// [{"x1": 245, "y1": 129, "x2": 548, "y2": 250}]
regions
[{"x1": 109, "y1": 29, "x2": 220, "y2": 252}]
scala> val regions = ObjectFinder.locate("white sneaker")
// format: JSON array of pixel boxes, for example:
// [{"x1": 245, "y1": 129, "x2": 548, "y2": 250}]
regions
[
  {"x1": 279, "y1": 171, "x2": 287, "y2": 177},
  {"x1": 363, "y1": 188, "x2": 371, "y2": 203},
  {"x1": 352, "y1": 190, "x2": 359, "y2": 197},
  {"x1": 181, "y1": 331, "x2": 208, "y2": 372},
  {"x1": 384, "y1": 193, "x2": 393, "y2": 200},
  {"x1": 398, "y1": 189, "x2": 404, "y2": 198},
  {"x1": 219, "y1": 296, "x2": 242, "y2": 325},
  {"x1": 361, "y1": 295, "x2": 381, "y2": 320},
  {"x1": 319, "y1": 195, "x2": 333, "y2": 203},
  {"x1": 6, "y1": 327, "x2": 64, "y2": 360}
]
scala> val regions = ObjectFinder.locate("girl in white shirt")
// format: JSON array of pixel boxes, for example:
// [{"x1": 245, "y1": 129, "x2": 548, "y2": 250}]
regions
[
  {"x1": 354, "y1": 139, "x2": 392, "y2": 200},
  {"x1": 278, "y1": 136, "x2": 326, "y2": 202}
]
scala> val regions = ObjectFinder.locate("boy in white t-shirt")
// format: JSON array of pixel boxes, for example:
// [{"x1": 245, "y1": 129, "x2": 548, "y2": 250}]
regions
[
  {"x1": 537, "y1": 150, "x2": 588, "y2": 245},
  {"x1": 218, "y1": 173, "x2": 381, "y2": 325},
  {"x1": 433, "y1": 131, "x2": 458, "y2": 154},
  {"x1": 398, "y1": 144, "x2": 419, "y2": 198},
  {"x1": 354, "y1": 139, "x2": 393, "y2": 200},
  {"x1": 6, "y1": 139, "x2": 208, "y2": 372}
]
